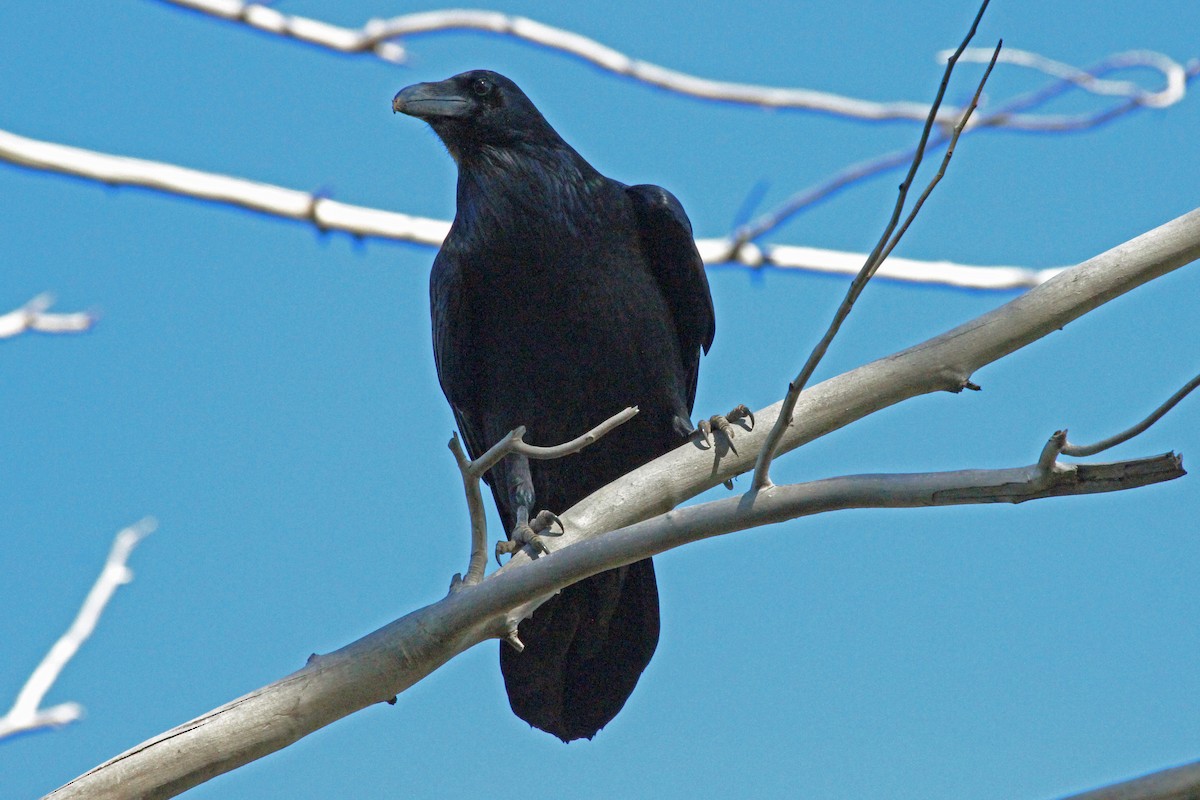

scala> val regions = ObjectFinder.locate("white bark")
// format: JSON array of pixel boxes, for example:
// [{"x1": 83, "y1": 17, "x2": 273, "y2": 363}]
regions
[
  {"x1": 44, "y1": 207, "x2": 1200, "y2": 800},
  {"x1": 0, "y1": 127, "x2": 1059, "y2": 289}
]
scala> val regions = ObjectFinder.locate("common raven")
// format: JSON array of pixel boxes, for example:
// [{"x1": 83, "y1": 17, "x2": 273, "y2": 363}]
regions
[{"x1": 393, "y1": 70, "x2": 715, "y2": 742}]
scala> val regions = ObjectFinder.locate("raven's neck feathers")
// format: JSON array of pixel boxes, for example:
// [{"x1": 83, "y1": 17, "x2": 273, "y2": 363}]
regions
[{"x1": 453, "y1": 140, "x2": 613, "y2": 246}]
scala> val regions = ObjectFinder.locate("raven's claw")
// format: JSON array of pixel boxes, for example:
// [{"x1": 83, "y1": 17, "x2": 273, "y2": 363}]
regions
[
  {"x1": 696, "y1": 404, "x2": 755, "y2": 453},
  {"x1": 495, "y1": 510, "x2": 565, "y2": 564}
]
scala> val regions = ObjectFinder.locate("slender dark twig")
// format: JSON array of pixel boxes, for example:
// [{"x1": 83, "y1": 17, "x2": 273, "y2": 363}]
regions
[{"x1": 751, "y1": 0, "x2": 996, "y2": 490}]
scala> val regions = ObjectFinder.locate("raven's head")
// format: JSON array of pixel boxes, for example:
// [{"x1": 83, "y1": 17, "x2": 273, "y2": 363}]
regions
[{"x1": 393, "y1": 70, "x2": 561, "y2": 159}]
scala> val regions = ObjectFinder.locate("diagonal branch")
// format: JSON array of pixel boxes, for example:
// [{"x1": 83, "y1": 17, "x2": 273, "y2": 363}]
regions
[
  {"x1": 1062, "y1": 372, "x2": 1200, "y2": 457},
  {"x1": 1057, "y1": 758, "x2": 1200, "y2": 800},
  {"x1": 0, "y1": 518, "x2": 156, "y2": 742},
  {"x1": 42, "y1": 200, "x2": 1200, "y2": 800},
  {"x1": 43, "y1": 441, "x2": 1183, "y2": 798}
]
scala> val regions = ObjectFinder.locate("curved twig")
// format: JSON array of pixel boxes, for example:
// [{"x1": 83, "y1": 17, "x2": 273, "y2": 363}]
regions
[
  {"x1": 448, "y1": 407, "x2": 639, "y2": 586},
  {"x1": 736, "y1": 55, "x2": 1200, "y2": 244},
  {"x1": 1062, "y1": 373, "x2": 1200, "y2": 457},
  {"x1": 156, "y1": 1, "x2": 1190, "y2": 127}
]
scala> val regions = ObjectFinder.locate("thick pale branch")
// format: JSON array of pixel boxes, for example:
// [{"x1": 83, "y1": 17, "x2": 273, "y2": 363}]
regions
[
  {"x1": 1057, "y1": 759, "x2": 1200, "y2": 800},
  {"x1": 45, "y1": 448, "x2": 1182, "y2": 798},
  {"x1": 0, "y1": 126, "x2": 1057, "y2": 289},
  {"x1": 553, "y1": 205, "x2": 1200, "y2": 557},
  {"x1": 45, "y1": 206, "x2": 1200, "y2": 800},
  {"x1": 156, "y1": 1, "x2": 1189, "y2": 128}
]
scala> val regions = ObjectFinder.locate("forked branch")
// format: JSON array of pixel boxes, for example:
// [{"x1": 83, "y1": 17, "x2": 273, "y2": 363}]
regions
[
  {"x1": 0, "y1": 294, "x2": 96, "y2": 340},
  {"x1": 447, "y1": 407, "x2": 639, "y2": 586},
  {"x1": 1, "y1": 519, "x2": 155, "y2": 742},
  {"x1": 752, "y1": 0, "x2": 1000, "y2": 490}
]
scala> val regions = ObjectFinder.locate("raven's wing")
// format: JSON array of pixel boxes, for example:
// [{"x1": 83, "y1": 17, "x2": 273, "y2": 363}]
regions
[
  {"x1": 625, "y1": 184, "x2": 715, "y2": 408},
  {"x1": 430, "y1": 245, "x2": 491, "y2": 468}
]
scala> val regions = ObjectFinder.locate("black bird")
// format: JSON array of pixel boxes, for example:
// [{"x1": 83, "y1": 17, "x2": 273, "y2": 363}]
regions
[{"x1": 393, "y1": 70, "x2": 714, "y2": 742}]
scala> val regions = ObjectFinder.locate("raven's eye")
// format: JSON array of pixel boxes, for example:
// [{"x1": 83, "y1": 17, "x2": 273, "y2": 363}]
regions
[{"x1": 472, "y1": 78, "x2": 492, "y2": 97}]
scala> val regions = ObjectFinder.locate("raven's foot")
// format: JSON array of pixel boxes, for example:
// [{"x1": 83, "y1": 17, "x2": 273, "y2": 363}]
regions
[
  {"x1": 495, "y1": 510, "x2": 564, "y2": 564},
  {"x1": 697, "y1": 404, "x2": 755, "y2": 454}
]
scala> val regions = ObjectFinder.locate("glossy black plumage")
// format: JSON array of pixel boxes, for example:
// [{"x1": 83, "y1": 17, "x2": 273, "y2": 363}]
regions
[{"x1": 394, "y1": 70, "x2": 714, "y2": 741}]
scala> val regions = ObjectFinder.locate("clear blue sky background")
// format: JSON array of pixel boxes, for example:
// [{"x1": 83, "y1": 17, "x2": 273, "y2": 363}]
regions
[{"x1": 3, "y1": 2, "x2": 1199, "y2": 798}]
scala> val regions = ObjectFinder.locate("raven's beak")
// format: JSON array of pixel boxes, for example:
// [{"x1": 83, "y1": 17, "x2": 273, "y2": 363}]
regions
[{"x1": 392, "y1": 81, "x2": 470, "y2": 119}]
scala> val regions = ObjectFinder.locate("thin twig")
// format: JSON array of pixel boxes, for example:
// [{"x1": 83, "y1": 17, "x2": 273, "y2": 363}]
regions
[
  {"x1": 468, "y1": 407, "x2": 639, "y2": 479},
  {"x1": 0, "y1": 518, "x2": 156, "y2": 741},
  {"x1": 751, "y1": 1, "x2": 996, "y2": 491},
  {"x1": 735, "y1": 56, "x2": 1200, "y2": 245},
  {"x1": 877, "y1": 42, "x2": 1003, "y2": 266},
  {"x1": 1062, "y1": 372, "x2": 1200, "y2": 457},
  {"x1": 0, "y1": 293, "x2": 97, "y2": 340},
  {"x1": 154, "y1": 1, "x2": 1189, "y2": 128},
  {"x1": 511, "y1": 407, "x2": 640, "y2": 461}
]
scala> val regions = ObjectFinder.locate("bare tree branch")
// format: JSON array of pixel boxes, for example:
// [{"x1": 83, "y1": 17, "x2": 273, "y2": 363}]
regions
[
  {"x1": 156, "y1": 0, "x2": 1190, "y2": 128},
  {"x1": 41, "y1": 448, "x2": 1184, "y2": 796},
  {"x1": 0, "y1": 126, "x2": 1061, "y2": 290},
  {"x1": 753, "y1": 7, "x2": 997, "y2": 490},
  {"x1": 448, "y1": 407, "x2": 639, "y2": 587},
  {"x1": 1057, "y1": 758, "x2": 1200, "y2": 800},
  {"x1": 0, "y1": 293, "x2": 96, "y2": 340},
  {"x1": 961, "y1": 48, "x2": 1185, "y2": 106},
  {"x1": 43, "y1": 204, "x2": 1200, "y2": 800},
  {"x1": 1062, "y1": 372, "x2": 1200, "y2": 457},
  {"x1": 0, "y1": 519, "x2": 156, "y2": 742},
  {"x1": 736, "y1": 53, "x2": 1200, "y2": 244}
]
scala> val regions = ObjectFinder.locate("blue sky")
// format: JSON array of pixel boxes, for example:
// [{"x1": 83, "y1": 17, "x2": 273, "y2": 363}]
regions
[{"x1": 3, "y1": 1, "x2": 1199, "y2": 798}]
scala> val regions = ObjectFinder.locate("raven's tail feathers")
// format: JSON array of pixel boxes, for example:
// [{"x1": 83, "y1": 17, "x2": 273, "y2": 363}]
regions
[{"x1": 499, "y1": 558, "x2": 660, "y2": 742}]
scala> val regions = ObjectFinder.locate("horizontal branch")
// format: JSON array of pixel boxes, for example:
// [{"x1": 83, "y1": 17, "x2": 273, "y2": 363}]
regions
[
  {"x1": 0, "y1": 293, "x2": 96, "y2": 340},
  {"x1": 0, "y1": 127, "x2": 1060, "y2": 290},
  {"x1": 157, "y1": 1, "x2": 1190, "y2": 128},
  {"x1": 45, "y1": 447, "x2": 1182, "y2": 799},
  {"x1": 45, "y1": 206, "x2": 1200, "y2": 800}
]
